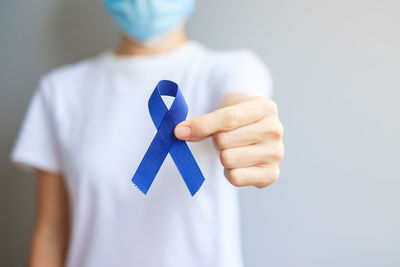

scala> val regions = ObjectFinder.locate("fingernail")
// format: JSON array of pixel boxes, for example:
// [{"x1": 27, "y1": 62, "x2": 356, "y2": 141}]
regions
[{"x1": 175, "y1": 126, "x2": 191, "y2": 139}]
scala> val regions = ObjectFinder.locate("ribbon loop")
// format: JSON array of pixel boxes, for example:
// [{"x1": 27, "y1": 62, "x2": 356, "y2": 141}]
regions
[{"x1": 132, "y1": 80, "x2": 205, "y2": 196}]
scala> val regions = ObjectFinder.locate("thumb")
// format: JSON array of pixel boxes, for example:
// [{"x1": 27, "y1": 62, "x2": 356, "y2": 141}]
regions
[
  {"x1": 174, "y1": 110, "x2": 222, "y2": 141},
  {"x1": 174, "y1": 97, "x2": 269, "y2": 141},
  {"x1": 174, "y1": 121, "x2": 195, "y2": 140}
]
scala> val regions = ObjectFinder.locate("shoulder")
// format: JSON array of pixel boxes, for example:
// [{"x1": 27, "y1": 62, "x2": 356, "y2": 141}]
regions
[
  {"x1": 40, "y1": 55, "x2": 104, "y2": 89},
  {"x1": 192, "y1": 41, "x2": 266, "y2": 67},
  {"x1": 212, "y1": 48, "x2": 264, "y2": 64},
  {"x1": 197, "y1": 44, "x2": 273, "y2": 98},
  {"x1": 203, "y1": 44, "x2": 272, "y2": 84},
  {"x1": 33, "y1": 54, "x2": 108, "y2": 110},
  {"x1": 201, "y1": 45, "x2": 267, "y2": 71}
]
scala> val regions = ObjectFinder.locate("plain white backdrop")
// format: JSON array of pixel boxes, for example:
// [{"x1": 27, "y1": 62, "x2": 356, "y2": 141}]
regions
[{"x1": 1, "y1": 0, "x2": 399, "y2": 266}]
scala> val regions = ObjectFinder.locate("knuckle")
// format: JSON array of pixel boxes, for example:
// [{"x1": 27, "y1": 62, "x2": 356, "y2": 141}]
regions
[
  {"x1": 272, "y1": 167, "x2": 280, "y2": 181},
  {"x1": 269, "y1": 99, "x2": 279, "y2": 114},
  {"x1": 261, "y1": 119, "x2": 284, "y2": 139},
  {"x1": 268, "y1": 142, "x2": 285, "y2": 161},
  {"x1": 253, "y1": 97, "x2": 270, "y2": 116},
  {"x1": 259, "y1": 119, "x2": 272, "y2": 137},
  {"x1": 214, "y1": 133, "x2": 228, "y2": 150},
  {"x1": 222, "y1": 109, "x2": 240, "y2": 130},
  {"x1": 275, "y1": 143, "x2": 285, "y2": 161},
  {"x1": 255, "y1": 181, "x2": 269, "y2": 188},
  {"x1": 256, "y1": 167, "x2": 280, "y2": 188},
  {"x1": 268, "y1": 119, "x2": 284, "y2": 138},
  {"x1": 263, "y1": 98, "x2": 278, "y2": 116},
  {"x1": 259, "y1": 117, "x2": 284, "y2": 139},
  {"x1": 194, "y1": 117, "x2": 209, "y2": 136},
  {"x1": 220, "y1": 149, "x2": 235, "y2": 168},
  {"x1": 255, "y1": 176, "x2": 270, "y2": 188},
  {"x1": 276, "y1": 121, "x2": 284, "y2": 138},
  {"x1": 269, "y1": 167, "x2": 280, "y2": 184},
  {"x1": 227, "y1": 169, "x2": 242, "y2": 187}
]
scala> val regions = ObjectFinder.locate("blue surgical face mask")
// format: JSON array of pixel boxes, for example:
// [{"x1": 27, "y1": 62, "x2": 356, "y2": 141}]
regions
[{"x1": 103, "y1": 0, "x2": 195, "y2": 44}]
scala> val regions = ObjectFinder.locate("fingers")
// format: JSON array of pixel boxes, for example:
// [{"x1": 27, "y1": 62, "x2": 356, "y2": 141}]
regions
[
  {"x1": 224, "y1": 164, "x2": 280, "y2": 188},
  {"x1": 213, "y1": 117, "x2": 284, "y2": 150},
  {"x1": 175, "y1": 97, "x2": 277, "y2": 140},
  {"x1": 173, "y1": 95, "x2": 283, "y2": 190},
  {"x1": 219, "y1": 142, "x2": 284, "y2": 169}
]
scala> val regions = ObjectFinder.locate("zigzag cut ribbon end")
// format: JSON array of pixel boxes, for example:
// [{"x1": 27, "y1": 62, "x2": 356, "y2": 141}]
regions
[{"x1": 131, "y1": 80, "x2": 205, "y2": 196}]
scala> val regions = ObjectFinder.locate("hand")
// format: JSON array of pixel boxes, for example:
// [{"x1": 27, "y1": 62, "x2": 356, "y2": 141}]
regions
[{"x1": 174, "y1": 94, "x2": 284, "y2": 188}]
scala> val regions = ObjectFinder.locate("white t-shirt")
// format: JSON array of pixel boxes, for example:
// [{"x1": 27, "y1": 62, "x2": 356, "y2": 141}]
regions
[{"x1": 11, "y1": 40, "x2": 272, "y2": 267}]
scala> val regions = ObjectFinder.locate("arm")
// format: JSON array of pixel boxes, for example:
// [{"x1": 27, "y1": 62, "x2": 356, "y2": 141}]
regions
[
  {"x1": 175, "y1": 93, "x2": 284, "y2": 188},
  {"x1": 29, "y1": 170, "x2": 70, "y2": 267}
]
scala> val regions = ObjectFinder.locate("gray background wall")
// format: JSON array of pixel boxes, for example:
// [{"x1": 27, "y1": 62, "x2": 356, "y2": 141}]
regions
[{"x1": 1, "y1": 0, "x2": 399, "y2": 266}]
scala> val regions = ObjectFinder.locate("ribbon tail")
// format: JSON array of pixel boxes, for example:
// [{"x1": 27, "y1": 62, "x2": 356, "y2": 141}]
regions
[
  {"x1": 170, "y1": 141, "x2": 205, "y2": 196},
  {"x1": 132, "y1": 132, "x2": 171, "y2": 194}
]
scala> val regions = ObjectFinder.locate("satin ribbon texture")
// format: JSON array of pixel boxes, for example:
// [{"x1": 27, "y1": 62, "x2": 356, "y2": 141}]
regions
[{"x1": 132, "y1": 80, "x2": 205, "y2": 196}]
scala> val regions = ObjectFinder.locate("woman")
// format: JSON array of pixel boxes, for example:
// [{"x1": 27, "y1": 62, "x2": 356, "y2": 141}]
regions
[{"x1": 11, "y1": 0, "x2": 284, "y2": 266}]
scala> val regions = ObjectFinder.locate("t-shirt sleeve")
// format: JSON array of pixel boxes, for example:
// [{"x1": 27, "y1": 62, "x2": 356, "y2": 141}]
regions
[
  {"x1": 10, "y1": 77, "x2": 62, "y2": 174},
  {"x1": 212, "y1": 50, "x2": 273, "y2": 102}
]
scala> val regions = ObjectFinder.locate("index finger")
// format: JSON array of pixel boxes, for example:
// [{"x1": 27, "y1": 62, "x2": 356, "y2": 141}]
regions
[{"x1": 175, "y1": 97, "x2": 274, "y2": 140}]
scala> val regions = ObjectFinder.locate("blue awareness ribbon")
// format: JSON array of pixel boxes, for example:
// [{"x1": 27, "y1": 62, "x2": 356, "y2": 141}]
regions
[{"x1": 131, "y1": 80, "x2": 205, "y2": 196}]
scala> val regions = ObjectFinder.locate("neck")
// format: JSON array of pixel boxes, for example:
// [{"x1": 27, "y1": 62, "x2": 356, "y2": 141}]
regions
[{"x1": 114, "y1": 26, "x2": 189, "y2": 56}]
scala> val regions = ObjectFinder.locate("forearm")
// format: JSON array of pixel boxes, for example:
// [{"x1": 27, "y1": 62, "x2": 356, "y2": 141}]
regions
[
  {"x1": 30, "y1": 171, "x2": 70, "y2": 267},
  {"x1": 29, "y1": 226, "x2": 68, "y2": 267}
]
